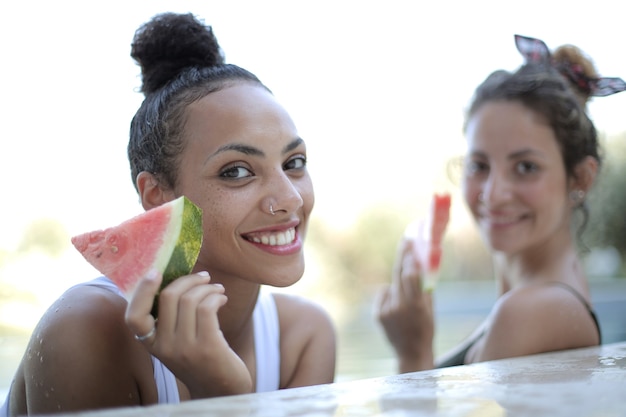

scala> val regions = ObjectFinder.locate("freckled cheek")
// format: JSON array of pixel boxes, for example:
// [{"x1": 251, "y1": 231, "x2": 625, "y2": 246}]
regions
[{"x1": 195, "y1": 189, "x2": 235, "y2": 234}]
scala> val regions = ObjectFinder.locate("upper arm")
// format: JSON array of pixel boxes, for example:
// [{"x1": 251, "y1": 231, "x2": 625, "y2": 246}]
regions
[
  {"x1": 274, "y1": 294, "x2": 336, "y2": 388},
  {"x1": 468, "y1": 286, "x2": 599, "y2": 363},
  {"x1": 21, "y1": 286, "x2": 153, "y2": 414}
]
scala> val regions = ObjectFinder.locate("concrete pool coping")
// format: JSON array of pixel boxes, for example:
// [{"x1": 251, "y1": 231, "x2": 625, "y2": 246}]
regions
[{"x1": 42, "y1": 342, "x2": 626, "y2": 417}]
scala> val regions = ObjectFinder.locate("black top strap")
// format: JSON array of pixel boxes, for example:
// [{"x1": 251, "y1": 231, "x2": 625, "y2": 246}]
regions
[{"x1": 545, "y1": 281, "x2": 602, "y2": 344}]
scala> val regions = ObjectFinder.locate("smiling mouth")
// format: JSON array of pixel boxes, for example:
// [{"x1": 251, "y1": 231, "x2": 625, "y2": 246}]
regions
[
  {"x1": 244, "y1": 227, "x2": 296, "y2": 246},
  {"x1": 482, "y1": 215, "x2": 524, "y2": 226}
]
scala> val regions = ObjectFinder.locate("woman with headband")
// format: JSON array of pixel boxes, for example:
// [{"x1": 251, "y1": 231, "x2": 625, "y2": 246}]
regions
[{"x1": 376, "y1": 34, "x2": 625, "y2": 372}]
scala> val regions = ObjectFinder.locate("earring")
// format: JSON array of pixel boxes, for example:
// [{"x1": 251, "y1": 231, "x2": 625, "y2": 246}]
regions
[{"x1": 569, "y1": 189, "x2": 585, "y2": 204}]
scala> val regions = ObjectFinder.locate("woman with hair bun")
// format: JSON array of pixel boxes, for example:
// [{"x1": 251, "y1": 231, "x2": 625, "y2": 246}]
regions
[
  {"x1": 2, "y1": 12, "x2": 335, "y2": 415},
  {"x1": 376, "y1": 34, "x2": 626, "y2": 373}
]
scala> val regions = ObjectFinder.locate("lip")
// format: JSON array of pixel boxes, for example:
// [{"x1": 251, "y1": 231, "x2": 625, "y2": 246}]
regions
[{"x1": 241, "y1": 220, "x2": 303, "y2": 255}]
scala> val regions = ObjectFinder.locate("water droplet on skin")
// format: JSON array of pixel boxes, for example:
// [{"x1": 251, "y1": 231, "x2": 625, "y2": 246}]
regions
[
  {"x1": 40, "y1": 356, "x2": 44, "y2": 363},
  {"x1": 44, "y1": 391, "x2": 49, "y2": 398}
]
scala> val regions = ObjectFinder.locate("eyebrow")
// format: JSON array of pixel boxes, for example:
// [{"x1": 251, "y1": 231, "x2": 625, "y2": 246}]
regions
[
  {"x1": 470, "y1": 148, "x2": 546, "y2": 160},
  {"x1": 283, "y1": 137, "x2": 304, "y2": 153},
  {"x1": 508, "y1": 149, "x2": 546, "y2": 160},
  {"x1": 207, "y1": 137, "x2": 304, "y2": 162}
]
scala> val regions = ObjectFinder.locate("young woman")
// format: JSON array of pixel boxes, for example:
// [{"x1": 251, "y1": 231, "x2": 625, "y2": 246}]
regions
[
  {"x1": 376, "y1": 35, "x2": 625, "y2": 373},
  {"x1": 3, "y1": 12, "x2": 335, "y2": 415}
]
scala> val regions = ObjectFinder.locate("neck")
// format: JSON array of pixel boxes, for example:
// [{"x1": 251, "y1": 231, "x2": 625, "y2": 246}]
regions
[{"x1": 493, "y1": 229, "x2": 582, "y2": 294}]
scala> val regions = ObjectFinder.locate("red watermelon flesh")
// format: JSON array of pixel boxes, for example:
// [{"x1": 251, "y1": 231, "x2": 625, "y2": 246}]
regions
[
  {"x1": 71, "y1": 196, "x2": 203, "y2": 300},
  {"x1": 405, "y1": 192, "x2": 451, "y2": 290},
  {"x1": 426, "y1": 193, "x2": 451, "y2": 270}
]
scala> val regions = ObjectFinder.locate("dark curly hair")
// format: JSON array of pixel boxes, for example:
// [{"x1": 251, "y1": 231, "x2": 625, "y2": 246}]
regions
[{"x1": 128, "y1": 12, "x2": 270, "y2": 191}]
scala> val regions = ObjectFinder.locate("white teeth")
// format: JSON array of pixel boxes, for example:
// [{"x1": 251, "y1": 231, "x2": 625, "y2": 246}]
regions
[{"x1": 250, "y1": 228, "x2": 295, "y2": 246}]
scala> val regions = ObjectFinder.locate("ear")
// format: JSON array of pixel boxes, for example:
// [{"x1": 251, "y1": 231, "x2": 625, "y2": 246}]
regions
[
  {"x1": 136, "y1": 171, "x2": 176, "y2": 211},
  {"x1": 570, "y1": 156, "x2": 599, "y2": 195}
]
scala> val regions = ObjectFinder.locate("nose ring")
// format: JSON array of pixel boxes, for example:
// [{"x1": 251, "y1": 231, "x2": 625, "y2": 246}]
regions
[{"x1": 270, "y1": 204, "x2": 275, "y2": 216}]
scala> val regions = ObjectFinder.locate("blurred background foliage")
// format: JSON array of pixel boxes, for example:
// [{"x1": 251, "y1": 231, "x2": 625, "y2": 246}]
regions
[{"x1": 585, "y1": 132, "x2": 626, "y2": 274}]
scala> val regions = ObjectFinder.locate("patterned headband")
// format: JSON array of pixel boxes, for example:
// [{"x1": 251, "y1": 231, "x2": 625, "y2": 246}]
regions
[{"x1": 514, "y1": 34, "x2": 626, "y2": 97}]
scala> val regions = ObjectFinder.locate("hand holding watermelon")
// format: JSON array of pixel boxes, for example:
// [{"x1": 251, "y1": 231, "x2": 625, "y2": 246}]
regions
[
  {"x1": 125, "y1": 268, "x2": 254, "y2": 397},
  {"x1": 72, "y1": 195, "x2": 258, "y2": 396},
  {"x1": 376, "y1": 192, "x2": 451, "y2": 372}
]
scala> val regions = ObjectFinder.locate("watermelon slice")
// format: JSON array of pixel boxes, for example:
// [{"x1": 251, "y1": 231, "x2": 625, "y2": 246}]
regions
[
  {"x1": 404, "y1": 192, "x2": 451, "y2": 291},
  {"x1": 71, "y1": 196, "x2": 203, "y2": 314}
]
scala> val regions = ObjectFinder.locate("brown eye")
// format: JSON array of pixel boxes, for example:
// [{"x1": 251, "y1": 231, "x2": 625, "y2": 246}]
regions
[
  {"x1": 464, "y1": 159, "x2": 489, "y2": 177},
  {"x1": 515, "y1": 161, "x2": 538, "y2": 175},
  {"x1": 220, "y1": 166, "x2": 253, "y2": 179},
  {"x1": 284, "y1": 156, "x2": 307, "y2": 171}
]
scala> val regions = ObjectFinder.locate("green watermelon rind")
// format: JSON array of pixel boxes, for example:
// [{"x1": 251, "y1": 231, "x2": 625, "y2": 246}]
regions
[
  {"x1": 150, "y1": 196, "x2": 203, "y2": 317},
  {"x1": 161, "y1": 197, "x2": 203, "y2": 286}
]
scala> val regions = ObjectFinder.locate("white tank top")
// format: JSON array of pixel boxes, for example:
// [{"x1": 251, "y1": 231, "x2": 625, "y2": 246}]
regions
[{"x1": 149, "y1": 285, "x2": 280, "y2": 400}]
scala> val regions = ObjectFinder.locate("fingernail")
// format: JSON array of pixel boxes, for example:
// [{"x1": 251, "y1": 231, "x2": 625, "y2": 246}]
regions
[
  {"x1": 198, "y1": 271, "x2": 209, "y2": 277},
  {"x1": 146, "y1": 269, "x2": 159, "y2": 281}
]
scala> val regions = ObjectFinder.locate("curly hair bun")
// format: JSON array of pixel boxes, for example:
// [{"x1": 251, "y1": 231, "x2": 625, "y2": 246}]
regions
[
  {"x1": 552, "y1": 45, "x2": 598, "y2": 79},
  {"x1": 131, "y1": 12, "x2": 225, "y2": 94},
  {"x1": 552, "y1": 44, "x2": 599, "y2": 105}
]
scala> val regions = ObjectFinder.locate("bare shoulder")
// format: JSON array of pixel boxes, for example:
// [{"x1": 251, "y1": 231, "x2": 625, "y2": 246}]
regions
[
  {"x1": 272, "y1": 292, "x2": 336, "y2": 352},
  {"x1": 470, "y1": 284, "x2": 599, "y2": 363},
  {"x1": 271, "y1": 293, "x2": 336, "y2": 388},
  {"x1": 272, "y1": 292, "x2": 334, "y2": 330},
  {"x1": 13, "y1": 283, "x2": 155, "y2": 414},
  {"x1": 34, "y1": 284, "x2": 130, "y2": 353}
]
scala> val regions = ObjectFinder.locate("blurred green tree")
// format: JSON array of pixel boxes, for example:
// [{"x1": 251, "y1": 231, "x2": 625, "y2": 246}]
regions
[{"x1": 585, "y1": 132, "x2": 626, "y2": 274}]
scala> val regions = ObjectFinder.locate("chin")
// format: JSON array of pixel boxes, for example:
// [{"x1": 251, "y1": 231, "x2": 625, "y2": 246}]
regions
[
  {"x1": 260, "y1": 264, "x2": 305, "y2": 288},
  {"x1": 487, "y1": 240, "x2": 523, "y2": 255},
  {"x1": 481, "y1": 234, "x2": 516, "y2": 255}
]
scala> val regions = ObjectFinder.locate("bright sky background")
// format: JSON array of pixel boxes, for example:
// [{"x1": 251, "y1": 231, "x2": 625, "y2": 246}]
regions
[{"x1": 1, "y1": 0, "x2": 625, "y2": 311}]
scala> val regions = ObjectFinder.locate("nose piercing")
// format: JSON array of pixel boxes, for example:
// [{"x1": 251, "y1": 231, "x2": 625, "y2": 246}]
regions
[{"x1": 270, "y1": 204, "x2": 275, "y2": 216}]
